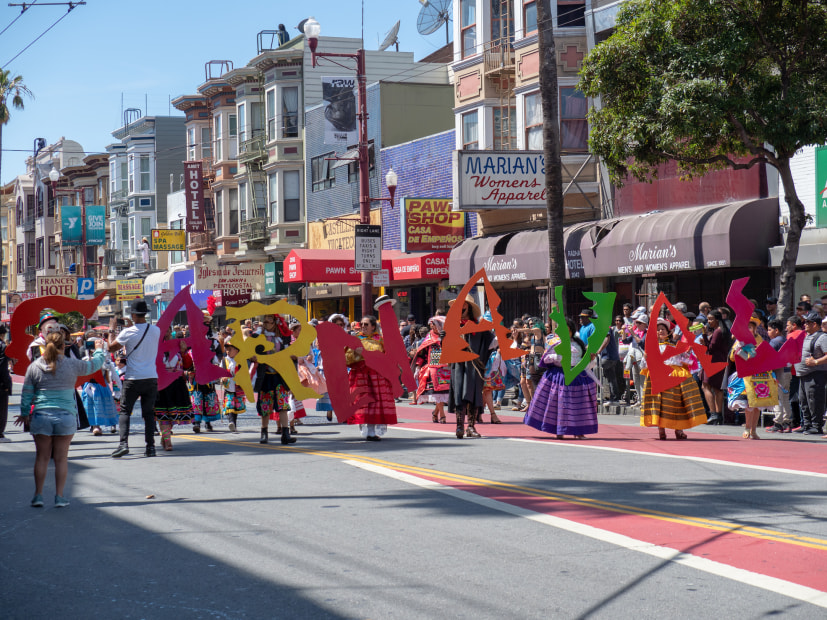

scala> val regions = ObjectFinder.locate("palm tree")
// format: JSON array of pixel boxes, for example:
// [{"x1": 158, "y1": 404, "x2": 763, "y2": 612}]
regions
[{"x1": 0, "y1": 70, "x2": 33, "y2": 186}]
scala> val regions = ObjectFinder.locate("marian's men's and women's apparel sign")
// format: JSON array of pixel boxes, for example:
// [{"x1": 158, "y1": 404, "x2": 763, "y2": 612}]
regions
[
  {"x1": 184, "y1": 161, "x2": 206, "y2": 233},
  {"x1": 116, "y1": 279, "x2": 143, "y2": 301},
  {"x1": 60, "y1": 205, "x2": 107, "y2": 245},
  {"x1": 453, "y1": 150, "x2": 548, "y2": 210},
  {"x1": 151, "y1": 229, "x2": 186, "y2": 251},
  {"x1": 196, "y1": 255, "x2": 265, "y2": 293},
  {"x1": 401, "y1": 198, "x2": 465, "y2": 252}
]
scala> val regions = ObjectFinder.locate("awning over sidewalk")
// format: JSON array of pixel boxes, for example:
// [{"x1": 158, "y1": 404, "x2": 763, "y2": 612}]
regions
[
  {"x1": 390, "y1": 252, "x2": 449, "y2": 281},
  {"x1": 284, "y1": 249, "x2": 397, "y2": 283},
  {"x1": 449, "y1": 198, "x2": 780, "y2": 284}
]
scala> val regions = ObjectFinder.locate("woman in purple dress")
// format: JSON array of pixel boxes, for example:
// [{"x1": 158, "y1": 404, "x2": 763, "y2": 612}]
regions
[{"x1": 524, "y1": 317, "x2": 598, "y2": 439}]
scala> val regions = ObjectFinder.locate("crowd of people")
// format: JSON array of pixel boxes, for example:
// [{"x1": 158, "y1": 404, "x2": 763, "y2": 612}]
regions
[{"x1": 3, "y1": 289, "x2": 826, "y2": 509}]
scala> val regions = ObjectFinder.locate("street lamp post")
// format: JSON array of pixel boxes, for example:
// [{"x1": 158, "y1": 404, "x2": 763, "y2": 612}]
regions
[{"x1": 305, "y1": 17, "x2": 399, "y2": 316}]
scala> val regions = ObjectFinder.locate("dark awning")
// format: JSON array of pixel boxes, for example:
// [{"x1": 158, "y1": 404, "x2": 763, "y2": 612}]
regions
[{"x1": 448, "y1": 198, "x2": 779, "y2": 284}]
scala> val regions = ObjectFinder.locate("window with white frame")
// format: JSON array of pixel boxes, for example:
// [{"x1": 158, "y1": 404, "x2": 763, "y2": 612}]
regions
[
  {"x1": 215, "y1": 190, "x2": 224, "y2": 237},
  {"x1": 120, "y1": 161, "x2": 128, "y2": 194},
  {"x1": 238, "y1": 103, "x2": 246, "y2": 149},
  {"x1": 311, "y1": 153, "x2": 336, "y2": 191},
  {"x1": 560, "y1": 86, "x2": 588, "y2": 151},
  {"x1": 188, "y1": 127, "x2": 196, "y2": 161},
  {"x1": 35, "y1": 237, "x2": 44, "y2": 269},
  {"x1": 283, "y1": 170, "x2": 300, "y2": 222},
  {"x1": 347, "y1": 143, "x2": 375, "y2": 184},
  {"x1": 229, "y1": 114, "x2": 238, "y2": 159},
  {"x1": 282, "y1": 86, "x2": 298, "y2": 138},
  {"x1": 269, "y1": 173, "x2": 279, "y2": 224},
  {"x1": 491, "y1": 0, "x2": 514, "y2": 41},
  {"x1": 524, "y1": 0, "x2": 537, "y2": 36},
  {"x1": 214, "y1": 115, "x2": 223, "y2": 161},
  {"x1": 461, "y1": 0, "x2": 477, "y2": 58},
  {"x1": 128, "y1": 156, "x2": 135, "y2": 193},
  {"x1": 141, "y1": 217, "x2": 151, "y2": 238},
  {"x1": 48, "y1": 235, "x2": 56, "y2": 268},
  {"x1": 525, "y1": 92, "x2": 543, "y2": 149},
  {"x1": 253, "y1": 181, "x2": 266, "y2": 219},
  {"x1": 462, "y1": 110, "x2": 479, "y2": 149},
  {"x1": 201, "y1": 126, "x2": 212, "y2": 160},
  {"x1": 229, "y1": 187, "x2": 239, "y2": 235},
  {"x1": 266, "y1": 89, "x2": 276, "y2": 140},
  {"x1": 239, "y1": 182, "x2": 248, "y2": 226}
]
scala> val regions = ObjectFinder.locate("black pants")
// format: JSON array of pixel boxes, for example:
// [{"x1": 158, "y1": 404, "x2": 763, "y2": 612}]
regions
[
  {"x1": 0, "y1": 389, "x2": 8, "y2": 437},
  {"x1": 601, "y1": 359, "x2": 624, "y2": 401},
  {"x1": 119, "y1": 378, "x2": 158, "y2": 447},
  {"x1": 798, "y1": 372, "x2": 827, "y2": 432}
]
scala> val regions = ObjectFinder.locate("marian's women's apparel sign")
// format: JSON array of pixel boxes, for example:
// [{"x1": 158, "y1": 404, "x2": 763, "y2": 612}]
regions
[
  {"x1": 453, "y1": 150, "x2": 547, "y2": 209},
  {"x1": 401, "y1": 198, "x2": 465, "y2": 252}
]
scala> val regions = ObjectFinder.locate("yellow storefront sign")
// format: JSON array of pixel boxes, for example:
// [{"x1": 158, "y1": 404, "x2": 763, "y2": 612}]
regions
[
  {"x1": 151, "y1": 229, "x2": 186, "y2": 251},
  {"x1": 116, "y1": 279, "x2": 144, "y2": 301}
]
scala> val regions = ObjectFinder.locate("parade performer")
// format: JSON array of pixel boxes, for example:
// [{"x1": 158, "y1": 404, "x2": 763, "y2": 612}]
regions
[
  {"x1": 727, "y1": 314, "x2": 779, "y2": 440},
  {"x1": 524, "y1": 317, "x2": 598, "y2": 439},
  {"x1": 190, "y1": 311, "x2": 222, "y2": 434},
  {"x1": 314, "y1": 314, "x2": 347, "y2": 421},
  {"x1": 220, "y1": 337, "x2": 246, "y2": 433},
  {"x1": 412, "y1": 316, "x2": 451, "y2": 423},
  {"x1": 344, "y1": 313, "x2": 397, "y2": 441},
  {"x1": 253, "y1": 313, "x2": 295, "y2": 445},
  {"x1": 155, "y1": 335, "x2": 194, "y2": 450},
  {"x1": 15, "y1": 330, "x2": 106, "y2": 508},
  {"x1": 641, "y1": 318, "x2": 708, "y2": 439},
  {"x1": 446, "y1": 294, "x2": 494, "y2": 439},
  {"x1": 81, "y1": 334, "x2": 118, "y2": 436}
]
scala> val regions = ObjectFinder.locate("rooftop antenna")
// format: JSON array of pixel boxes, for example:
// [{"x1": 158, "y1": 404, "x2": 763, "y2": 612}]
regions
[
  {"x1": 378, "y1": 20, "x2": 401, "y2": 51},
  {"x1": 417, "y1": 0, "x2": 452, "y2": 45}
]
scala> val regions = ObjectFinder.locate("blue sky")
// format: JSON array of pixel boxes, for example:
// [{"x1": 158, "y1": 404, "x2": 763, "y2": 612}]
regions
[{"x1": 0, "y1": 0, "x2": 451, "y2": 185}]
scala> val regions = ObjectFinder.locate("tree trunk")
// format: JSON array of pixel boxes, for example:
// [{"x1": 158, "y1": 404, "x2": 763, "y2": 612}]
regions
[
  {"x1": 776, "y1": 159, "x2": 805, "y2": 321},
  {"x1": 537, "y1": 1, "x2": 566, "y2": 316}
]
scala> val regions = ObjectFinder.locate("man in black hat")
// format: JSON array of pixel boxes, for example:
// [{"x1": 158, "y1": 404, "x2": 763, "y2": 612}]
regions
[
  {"x1": 107, "y1": 300, "x2": 162, "y2": 457},
  {"x1": 793, "y1": 311, "x2": 827, "y2": 435}
]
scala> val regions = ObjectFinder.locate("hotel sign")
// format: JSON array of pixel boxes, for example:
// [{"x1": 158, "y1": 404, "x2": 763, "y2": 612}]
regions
[{"x1": 453, "y1": 150, "x2": 547, "y2": 210}]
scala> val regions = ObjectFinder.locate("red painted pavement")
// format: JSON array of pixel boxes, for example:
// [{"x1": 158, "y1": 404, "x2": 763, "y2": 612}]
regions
[
  {"x1": 391, "y1": 403, "x2": 827, "y2": 476},
  {"x1": 412, "y1": 472, "x2": 827, "y2": 593}
]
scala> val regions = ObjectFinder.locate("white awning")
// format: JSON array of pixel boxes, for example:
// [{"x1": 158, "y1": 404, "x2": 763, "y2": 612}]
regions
[{"x1": 143, "y1": 270, "x2": 172, "y2": 296}]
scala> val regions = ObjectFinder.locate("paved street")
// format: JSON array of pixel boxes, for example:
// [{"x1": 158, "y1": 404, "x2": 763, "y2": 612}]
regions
[{"x1": 2, "y1": 400, "x2": 826, "y2": 619}]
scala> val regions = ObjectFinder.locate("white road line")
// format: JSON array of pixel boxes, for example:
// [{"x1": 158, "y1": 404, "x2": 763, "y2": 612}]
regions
[
  {"x1": 391, "y1": 426, "x2": 827, "y2": 479},
  {"x1": 345, "y1": 459, "x2": 827, "y2": 609}
]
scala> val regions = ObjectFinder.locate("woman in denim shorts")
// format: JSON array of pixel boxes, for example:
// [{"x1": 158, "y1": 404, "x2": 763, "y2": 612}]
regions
[{"x1": 15, "y1": 330, "x2": 106, "y2": 508}]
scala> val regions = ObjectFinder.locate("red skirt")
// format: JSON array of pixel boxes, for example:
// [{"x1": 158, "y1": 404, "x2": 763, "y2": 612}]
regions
[{"x1": 347, "y1": 361, "x2": 397, "y2": 426}]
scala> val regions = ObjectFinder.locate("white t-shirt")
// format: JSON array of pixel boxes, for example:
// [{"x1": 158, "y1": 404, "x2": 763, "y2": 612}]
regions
[{"x1": 116, "y1": 322, "x2": 161, "y2": 380}]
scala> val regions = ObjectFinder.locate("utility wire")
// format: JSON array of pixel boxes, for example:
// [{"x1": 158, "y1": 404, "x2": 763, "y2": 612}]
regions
[
  {"x1": 4, "y1": 3, "x2": 78, "y2": 67},
  {"x1": 0, "y1": 0, "x2": 38, "y2": 38}
]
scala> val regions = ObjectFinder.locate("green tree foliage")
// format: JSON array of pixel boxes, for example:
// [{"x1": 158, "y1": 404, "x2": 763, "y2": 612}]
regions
[
  {"x1": 579, "y1": 0, "x2": 827, "y2": 318},
  {"x1": 0, "y1": 69, "x2": 32, "y2": 185}
]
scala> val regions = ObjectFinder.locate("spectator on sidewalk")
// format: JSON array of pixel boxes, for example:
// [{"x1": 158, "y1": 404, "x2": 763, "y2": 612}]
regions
[{"x1": 793, "y1": 311, "x2": 827, "y2": 435}]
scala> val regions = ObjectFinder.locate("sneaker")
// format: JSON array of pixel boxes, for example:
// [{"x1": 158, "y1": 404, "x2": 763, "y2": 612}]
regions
[
  {"x1": 765, "y1": 424, "x2": 784, "y2": 433},
  {"x1": 54, "y1": 495, "x2": 70, "y2": 508},
  {"x1": 31, "y1": 494, "x2": 44, "y2": 507},
  {"x1": 228, "y1": 422, "x2": 236, "y2": 432},
  {"x1": 0, "y1": 436, "x2": 11, "y2": 443},
  {"x1": 803, "y1": 428, "x2": 820, "y2": 435},
  {"x1": 791, "y1": 426, "x2": 805, "y2": 433},
  {"x1": 145, "y1": 445, "x2": 157, "y2": 457},
  {"x1": 192, "y1": 424, "x2": 201, "y2": 434},
  {"x1": 111, "y1": 445, "x2": 129, "y2": 458}
]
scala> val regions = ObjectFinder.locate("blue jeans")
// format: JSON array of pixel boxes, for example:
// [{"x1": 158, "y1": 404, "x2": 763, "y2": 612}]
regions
[{"x1": 493, "y1": 389, "x2": 505, "y2": 403}]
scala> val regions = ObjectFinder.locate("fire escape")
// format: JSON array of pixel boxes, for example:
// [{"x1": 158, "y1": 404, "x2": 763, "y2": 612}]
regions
[
  {"x1": 238, "y1": 72, "x2": 268, "y2": 250},
  {"x1": 485, "y1": 0, "x2": 516, "y2": 150}
]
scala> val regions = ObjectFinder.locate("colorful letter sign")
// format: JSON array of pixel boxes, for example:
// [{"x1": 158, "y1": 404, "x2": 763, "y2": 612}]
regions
[
  {"x1": 151, "y1": 229, "x2": 186, "y2": 251},
  {"x1": 185, "y1": 161, "x2": 206, "y2": 233}
]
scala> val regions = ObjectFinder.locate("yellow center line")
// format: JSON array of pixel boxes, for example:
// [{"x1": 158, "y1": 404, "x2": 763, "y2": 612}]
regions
[{"x1": 182, "y1": 433, "x2": 827, "y2": 552}]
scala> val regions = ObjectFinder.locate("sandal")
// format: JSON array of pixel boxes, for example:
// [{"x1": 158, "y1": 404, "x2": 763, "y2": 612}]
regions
[
  {"x1": 92, "y1": 427, "x2": 102, "y2": 436},
  {"x1": 674, "y1": 430, "x2": 687, "y2": 440},
  {"x1": 432, "y1": 410, "x2": 438, "y2": 423},
  {"x1": 749, "y1": 431, "x2": 760, "y2": 440},
  {"x1": 439, "y1": 415, "x2": 447, "y2": 424},
  {"x1": 511, "y1": 404, "x2": 523, "y2": 411},
  {"x1": 658, "y1": 428, "x2": 667, "y2": 440},
  {"x1": 490, "y1": 412, "x2": 502, "y2": 424},
  {"x1": 742, "y1": 430, "x2": 751, "y2": 439}
]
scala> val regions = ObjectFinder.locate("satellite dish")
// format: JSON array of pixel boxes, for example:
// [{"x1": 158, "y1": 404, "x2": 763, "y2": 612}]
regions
[
  {"x1": 296, "y1": 18, "x2": 308, "y2": 34},
  {"x1": 417, "y1": 0, "x2": 452, "y2": 44},
  {"x1": 378, "y1": 20, "x2": 401, "y2": 52}
]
